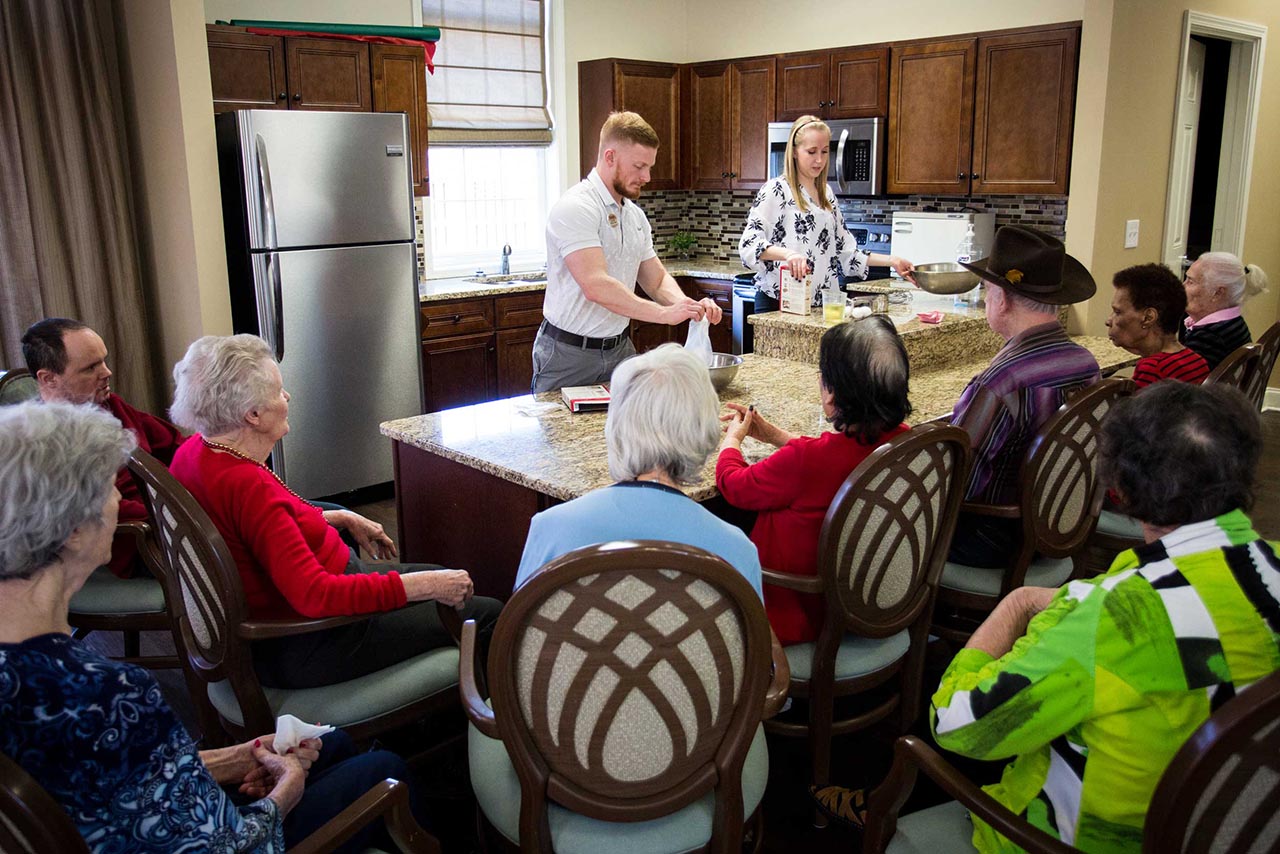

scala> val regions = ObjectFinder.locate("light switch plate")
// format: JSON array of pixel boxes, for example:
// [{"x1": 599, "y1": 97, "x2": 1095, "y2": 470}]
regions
[{"x1": 1124, "y1": 219, "x2": 1140, "y2": 249}]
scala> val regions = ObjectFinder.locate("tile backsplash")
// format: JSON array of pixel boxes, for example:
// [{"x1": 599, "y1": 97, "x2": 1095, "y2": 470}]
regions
[{"x1": 643, "y1": 189, "x2": 1069, "y2": 260}]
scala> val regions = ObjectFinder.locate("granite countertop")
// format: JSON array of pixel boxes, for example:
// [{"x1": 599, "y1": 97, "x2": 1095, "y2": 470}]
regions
[{"x1": 380, "y1": 336, "x2": 1137, "y2": 503}]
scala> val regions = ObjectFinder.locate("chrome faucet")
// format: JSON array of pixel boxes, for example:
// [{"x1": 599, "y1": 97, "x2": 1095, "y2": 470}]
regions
[{"x1": 501, "y1": 244, "x2": 512, "y2": 276}]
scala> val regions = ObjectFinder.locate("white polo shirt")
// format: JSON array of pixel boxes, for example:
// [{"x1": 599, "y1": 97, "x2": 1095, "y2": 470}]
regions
[{"x1": 543, "y1": 168, "x2": 657, "y2": 338}]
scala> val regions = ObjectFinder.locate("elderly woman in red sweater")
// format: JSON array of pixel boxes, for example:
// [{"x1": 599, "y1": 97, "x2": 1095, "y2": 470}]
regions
[
  {"x1": 168, "y1": 334, "x2": 501, "y2": 689},
  {"x1": 716, "y1": 316, "x2": 911, "y2": 645}
]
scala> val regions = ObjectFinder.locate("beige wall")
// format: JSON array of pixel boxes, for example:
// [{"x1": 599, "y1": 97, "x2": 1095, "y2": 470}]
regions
[
  {"x1": 1084, "y1": 0, "x2": 1279, "y2": 344},
  {"x1": 114, "y1": 0, "x2": 230, "y2": 382},
  {"x1": 203, "y1": 0, "x2": 416, "y2": 25}
]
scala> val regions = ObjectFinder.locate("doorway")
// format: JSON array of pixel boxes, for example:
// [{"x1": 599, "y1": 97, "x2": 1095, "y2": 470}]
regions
[{"x1": 1161, "y1": 12, "x2": 1267, "y2": 274}]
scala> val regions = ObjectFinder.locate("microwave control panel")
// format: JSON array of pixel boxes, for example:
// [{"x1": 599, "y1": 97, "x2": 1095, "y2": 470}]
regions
[{"x1": 845, "y1": 139, "x2": 871, "y2": 182}]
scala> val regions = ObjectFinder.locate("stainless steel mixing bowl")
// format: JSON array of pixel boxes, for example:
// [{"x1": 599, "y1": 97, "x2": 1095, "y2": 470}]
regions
[
  {"x1": 707, "y1": 353, "x2": 743, "y2": 392},
  {"x1": 913, "y1": 262, "x2": 981, "y2": 295}
]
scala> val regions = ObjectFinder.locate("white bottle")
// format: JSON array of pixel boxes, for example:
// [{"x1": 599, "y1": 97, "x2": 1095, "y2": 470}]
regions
[{"x1": 955, "y1": 223, "x2": 981, "y2": 308}]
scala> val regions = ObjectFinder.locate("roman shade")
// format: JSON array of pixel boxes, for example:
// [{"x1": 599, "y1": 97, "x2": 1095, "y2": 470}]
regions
[{"x1": 422, "y1": 0, "x2": 552, "y2": 144}]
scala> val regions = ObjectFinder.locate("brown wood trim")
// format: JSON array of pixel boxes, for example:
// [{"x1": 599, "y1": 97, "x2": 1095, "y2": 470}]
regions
[
  {"x1": 419, "y1": 298, "x2": 495, "y2": 339},
  {"x1": 494, "y1": 291, "x2": 545, "y2": 329}
]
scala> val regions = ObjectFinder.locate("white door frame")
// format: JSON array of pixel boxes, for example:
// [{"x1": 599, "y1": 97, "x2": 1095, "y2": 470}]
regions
[{"x1": 1162, "y1": 11, "x2": 1267, "y2": 263}]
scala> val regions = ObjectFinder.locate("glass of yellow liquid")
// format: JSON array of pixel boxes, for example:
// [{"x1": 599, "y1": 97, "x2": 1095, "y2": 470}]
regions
[{"x1": 822, "y1": 288, "x2": 845, "y2": 324}]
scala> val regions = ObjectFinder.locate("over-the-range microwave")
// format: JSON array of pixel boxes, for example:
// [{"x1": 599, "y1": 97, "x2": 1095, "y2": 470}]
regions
[{"x1": 767, "y1": 117, "x2": 884, "y2": 196}]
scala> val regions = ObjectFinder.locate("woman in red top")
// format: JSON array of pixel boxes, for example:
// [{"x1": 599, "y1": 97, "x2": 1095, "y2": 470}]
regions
[
  {"x1": 1106, "y1": 263, "x2": 1209, "y2": 388},
  {"x1": 168, "y1": 334, "x2": 500, "y2": 689},
  {"x1": 716, "y1": 317, "x2": 911, "y2": 644}
]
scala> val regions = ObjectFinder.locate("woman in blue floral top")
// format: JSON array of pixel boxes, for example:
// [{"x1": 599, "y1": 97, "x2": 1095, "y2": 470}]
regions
[
  {"x1": 739, "y1": 114, "x2": 915, "y2": 311},
  {"x1": 0, "y1": 402, "x2": 420, "y2": 853}
]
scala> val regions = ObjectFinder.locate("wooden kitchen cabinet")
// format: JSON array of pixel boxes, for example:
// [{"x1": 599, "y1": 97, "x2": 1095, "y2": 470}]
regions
[
  {"x1": 207, "y1": 28, "x2": 288, "y2": 112},
  {"x1": 419, "y1": 291, "x2": 544, "y2": 411},
  {"x1": 888, "y1": 25, "x2": 1079, "y2": 195},
  {"x1": 207, "y1": 25, "x2": 431, "y2": 195},
  {"x1": 372, "y1": 45, "x2": 431, "y2": 196},
  {"x1": 578, "y1": 59, "x2": 680, "y2": 189},
  {"x1": 684, "y1": 58, "x2": 773, "y2": 192},
  {"x1": 775, "y1": 47, "x2": 888, "y2": 122},
  {"x1": 420, "y1": 331, "x2": 496, "y2": 413},
  {"x1": 686, "y1": 278, "x2": 735, "y2": 354},
  {"x1": 494, "y1": 291, "x2": 546, "y2": 397}
]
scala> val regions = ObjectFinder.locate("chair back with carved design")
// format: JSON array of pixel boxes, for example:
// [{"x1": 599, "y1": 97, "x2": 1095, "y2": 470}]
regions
[
  {"x1": 0, "y1": 369, "x2": 39, "y2": 406},
  {"x1": 1019, "y1": 378, "x2": 1135, "y2": 564},
  {"x1": 0, "y1": 753, "x2": 89, "y2": 854},
  {"x1": 1145, "y1": 668, "x2": 1280, "y2": 853},
  {"x1": 489, "y1": 541, "x2": 770, "y2": 853},
  {"x1": 127, "y1": 449, "x2": 272, "y2": 733},
  {"x1": 816, "y1": 423, "x2": 971, "y2": 642},
  {"x1": 1241, "y1": 323, "x2": 1280, "y2": 411},
  {"x1": 1205, "y1": 342, "x2": 1261, "y2": 391}
]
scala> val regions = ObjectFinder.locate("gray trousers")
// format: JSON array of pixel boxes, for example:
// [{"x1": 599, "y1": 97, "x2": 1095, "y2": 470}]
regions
[{"x1": 530, "y1": 324, "x2": 637, "y2": 393}]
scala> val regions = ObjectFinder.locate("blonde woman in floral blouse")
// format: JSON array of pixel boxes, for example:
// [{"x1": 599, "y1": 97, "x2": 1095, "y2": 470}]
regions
[{"x1": 739, "y1": 115, "x2": 915, "y2": 312}]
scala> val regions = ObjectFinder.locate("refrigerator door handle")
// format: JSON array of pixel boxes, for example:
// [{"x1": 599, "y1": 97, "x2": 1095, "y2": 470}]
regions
[
  {"x1": 269, "y1": 252, "x2": 284, "y2": 362},
  {"x1": 252, "y1": 253, "x2": 285, "y2": 363},
  {"x1": 254, "y1": 133, "x2": 279, "y2": 250}
]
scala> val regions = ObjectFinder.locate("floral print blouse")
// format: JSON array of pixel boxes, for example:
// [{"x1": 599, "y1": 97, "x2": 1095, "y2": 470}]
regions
[{"x1": 739, "y1": 176, "x2": 870, "y2": 302}]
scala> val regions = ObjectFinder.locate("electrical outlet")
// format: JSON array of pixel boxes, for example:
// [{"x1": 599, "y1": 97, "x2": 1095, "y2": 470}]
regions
[{"x1": 1124, "y1": 220, "x2": 1140, "y2": 249}]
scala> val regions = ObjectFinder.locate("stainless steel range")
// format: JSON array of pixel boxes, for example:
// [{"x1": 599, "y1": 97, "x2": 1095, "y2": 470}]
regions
[{"x1": 844, "y1": 220, "x2": 894, "y2": 282}]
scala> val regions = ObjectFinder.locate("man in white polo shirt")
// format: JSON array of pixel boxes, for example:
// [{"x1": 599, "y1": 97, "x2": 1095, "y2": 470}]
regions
[{"x1": 532, "y1": 111, "x2": 723, "y2": 393}]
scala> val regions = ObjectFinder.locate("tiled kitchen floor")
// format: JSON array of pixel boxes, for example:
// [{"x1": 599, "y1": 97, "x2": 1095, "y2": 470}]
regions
[{"x1": 86, "y1": 410, "x2": 1280, "y2": 852}]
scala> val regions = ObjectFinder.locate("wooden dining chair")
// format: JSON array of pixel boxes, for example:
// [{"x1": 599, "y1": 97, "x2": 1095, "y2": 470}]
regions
[
  {"x1": 862, "y1": 668, "x2": 1280, "y2": 854},
  {"x1": 460, "y1": 540, "x2": 787, "y2": 854},
  {"x1": 0, "y1": 368, "x2": 39, "y2": 405},
  {"x1": 127, "y1": 448, "x2": 462, "y2": 746},
  {"x1": 1241, "y1": 321, "x2": 1280, "y2": 411},
  {"x1": 760, "y1": 423, "x2": 971, "y2": 800},
  {"x1": 0, "y1": 751, "x2": 440, "y2": 854},
  {"x1": 935, "y1": 378, "x2": 1135, "y2": 641},
  {"x1": 1205, "y1": 341, "x2": 1261, "y2": 390}
]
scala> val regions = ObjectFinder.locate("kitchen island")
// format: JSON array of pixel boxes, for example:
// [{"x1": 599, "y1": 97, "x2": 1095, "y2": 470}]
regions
[{"x1": 382, "y1": 335, "x2": 1136, "y2": 598}]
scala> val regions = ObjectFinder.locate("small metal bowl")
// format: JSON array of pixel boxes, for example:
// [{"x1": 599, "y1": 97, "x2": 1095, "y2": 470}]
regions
[
  {"x1": 913, "y1": 262, "x2": 981, "y2": 295},
  {"x1": 707, "y1": 353, "x2": 743, "y2": 392}
]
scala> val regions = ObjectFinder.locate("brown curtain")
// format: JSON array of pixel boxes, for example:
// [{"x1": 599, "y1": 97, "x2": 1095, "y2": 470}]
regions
[{"x1": 0, "y1": 0, "x2": 159, "y2": 412}]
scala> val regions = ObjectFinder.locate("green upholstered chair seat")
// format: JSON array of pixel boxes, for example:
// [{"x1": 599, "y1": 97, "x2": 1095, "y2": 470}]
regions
[
  {"x1": 885, "y1": 799, "x2": 978, "y2": 853},
  {"x1": 784, "y1": 629, "x2": 911, "y2": 681},
  {"x1": 68, "y1": 567, "x2": 166, "y2": 615},
  {"x1": 940, "y1": 556, "x2": 1072, "y2": 597},
  {"x1": 1096, "y1": 509, "x2": 1144, "y2": 540},
  {"x1": 469, "y1": 722, "x2": 769, "y2": 854},
  {"x1": 208, "y1": 645, "x2": 459, "y2": 729}
]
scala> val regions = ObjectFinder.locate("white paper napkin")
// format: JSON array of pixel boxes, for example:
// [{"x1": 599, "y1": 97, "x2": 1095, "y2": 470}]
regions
[{"x1": 272, "y1": 714, "x2": 334, "y2": 754}]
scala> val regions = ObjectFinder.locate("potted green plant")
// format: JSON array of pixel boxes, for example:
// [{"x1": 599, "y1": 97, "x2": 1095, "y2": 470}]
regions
[{"x1": 667, "y1": 231, "x2": 697, "y2": 259}]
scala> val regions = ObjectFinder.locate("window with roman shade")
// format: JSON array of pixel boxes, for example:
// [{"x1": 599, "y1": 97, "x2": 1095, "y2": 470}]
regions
[{"x1": 421, "y1": 0, "x2": 552, "y2": 144}]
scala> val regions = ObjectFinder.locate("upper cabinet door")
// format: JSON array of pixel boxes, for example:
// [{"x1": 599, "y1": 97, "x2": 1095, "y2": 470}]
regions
[
  {"x1": 971, "y1": 27, "x2": 1079, "y2": 195},
  {"x1": 887, "y1": 39, "x2": 977, "y2": 195},
  {"x1": 208, "y1": 28, "x2": 288, "y2": 113},
  {"x1": 686, "y1": 63, "x2": 731, "y2": 190},
  {"x1": 613, "y1": 62, "x2": 682, "y2": 189},
  {"x1": 286, "y1": 37, "x2": 372, "y2": 112},
  {"x1": 730, "y1": 58, "x2": 775, "y2": 190},
  {"x1": 827, "y1": 46, "x2": 889, "y2": 119},
  {"x1": 775, "y1": 51, "x2": 829, "y2": 121},
  {"x1": 371, "y1": 44, "x2": 431, "y2": 196}
]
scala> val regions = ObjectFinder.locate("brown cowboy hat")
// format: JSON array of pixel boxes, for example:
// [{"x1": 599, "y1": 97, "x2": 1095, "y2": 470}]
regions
[{"x1": 960, "y1": 225, "x2": 1096, "y2": 305}]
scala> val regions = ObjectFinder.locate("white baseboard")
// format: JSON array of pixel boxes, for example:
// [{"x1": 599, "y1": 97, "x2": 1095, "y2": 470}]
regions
[{"x1": 1265, "y1": 387, "x2": 1280, "y2": 412}]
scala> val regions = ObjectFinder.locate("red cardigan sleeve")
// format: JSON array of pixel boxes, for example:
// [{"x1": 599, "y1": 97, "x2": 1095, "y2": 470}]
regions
[
  {"x1": 235, "y1": 476, "x2": 406, "y2": 618},
  {"x1": 715, "y1": 441, "x2": 805, "y2": 511}
]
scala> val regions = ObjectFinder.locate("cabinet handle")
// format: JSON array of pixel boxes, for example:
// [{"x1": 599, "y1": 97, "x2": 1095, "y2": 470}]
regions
[
  {"x1": 729, "y1": 172, "x2": 737, "y2": 178},
  {"x1": 277, "y1": 92, "x2": 286, "y2": 101},
  {"x1": 292, "y1": 93, "x2": 301, "y2": 101},
  {"x1": 451, "y1": 314, "x2": 461, "y2": 323},
  {"x1": 721, "y1": 172, "x2": 729, "y2": 178},
  {"x1": 958, "y1": 172, "x2": 967, "y2": 179},
  {"x1": 971, "y1": 173, "x2": 981, "y2": 180}
]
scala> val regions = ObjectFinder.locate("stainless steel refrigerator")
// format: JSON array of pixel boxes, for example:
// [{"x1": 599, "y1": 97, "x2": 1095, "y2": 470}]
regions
[{"x1": 215, "y1": 110, "x2": 422, "y2": 499}]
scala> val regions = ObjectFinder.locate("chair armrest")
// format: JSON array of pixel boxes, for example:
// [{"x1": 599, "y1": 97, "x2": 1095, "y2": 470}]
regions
[
  {"x1": 958, "y1": 500, "x2": 1021, "y2": 520},
  {"x1": 460, "y1": 620, "x2": 498, "y2": 738},
  {"x1": 761, "y1": 567, "x2": 824, "y2": 594},
  {"x1": 762, "y1": 628, "x2": 790, "y2": 719},
  {"x1": 288, "y1": 778, "x2": 440, "y2": 854},
  {"x1": 238, "y1": 614, "x2": 369, "y2": 640},
  {"x1": 864, "y1": 736, "x2": 1075, "y2": 854}
]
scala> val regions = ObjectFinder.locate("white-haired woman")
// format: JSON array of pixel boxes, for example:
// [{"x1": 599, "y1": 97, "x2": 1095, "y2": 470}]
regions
[
  {"x1": 0, "y1": 401, "x2": 430, "y2": 852},
  {"x1": 1180, "y1": 251, "x2": 1270, "y2": 370},
  {"x1": 515, "y1": 343, "x2": 762, "y2": 594},
  {"x1": 739, "y1": 114, "x2": 914, "y2": 312},
  {"x1": 168, "y1": 334, "x2": 500, "y2": 689}
]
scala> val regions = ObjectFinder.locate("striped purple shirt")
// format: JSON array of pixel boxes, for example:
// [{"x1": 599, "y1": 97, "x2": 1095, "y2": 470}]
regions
[{"x1": 952, "y1": 321, "x2": 1100, "y2": 504}]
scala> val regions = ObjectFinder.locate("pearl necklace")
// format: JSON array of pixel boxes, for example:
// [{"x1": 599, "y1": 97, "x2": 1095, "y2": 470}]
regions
[{"x1": 200, "y1": 436, "x2": 306, "y2": 502}]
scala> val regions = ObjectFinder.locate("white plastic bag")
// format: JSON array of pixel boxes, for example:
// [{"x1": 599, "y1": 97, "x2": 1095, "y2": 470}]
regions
[
  {"x1": 684, "y1": 317, "x2": 714, "y2": 365},
  {"x1": 272, "y1": 714, "x2": 334, "y2": 754}
]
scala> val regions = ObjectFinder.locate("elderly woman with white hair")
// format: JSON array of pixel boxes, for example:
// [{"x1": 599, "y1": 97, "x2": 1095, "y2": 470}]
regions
[
  {"x1": 1179, "y1": 251, "x2": 1270, "y2": 370},
  {"x1": 167, "y1": 334, "x2": 501, "y2": 689},
  {"x1": 0, "y1": 401, "x2": 431, "y2": 852},
  {"x1": 515, "y1": 343, "x2": 762, "y2": 595}
]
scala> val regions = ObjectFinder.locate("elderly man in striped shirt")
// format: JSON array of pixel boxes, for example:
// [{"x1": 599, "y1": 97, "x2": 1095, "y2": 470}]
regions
[{"x1": 947, "y1": 226, "x2": 1101, "y2": 568}]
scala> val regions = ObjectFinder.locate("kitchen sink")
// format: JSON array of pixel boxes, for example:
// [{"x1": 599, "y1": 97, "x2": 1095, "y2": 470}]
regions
[{"x1": 465, "y1": 272, "x2": 547, "y2": 285}]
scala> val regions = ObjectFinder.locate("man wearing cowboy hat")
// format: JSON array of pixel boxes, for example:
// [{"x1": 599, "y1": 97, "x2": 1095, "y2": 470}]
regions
[{"x1": 948, "y1": 225, "x2": 1100, "y2": 567}]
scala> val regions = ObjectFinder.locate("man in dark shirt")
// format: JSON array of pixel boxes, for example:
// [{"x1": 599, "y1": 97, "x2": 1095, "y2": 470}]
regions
[{"x1": 23, "y1": 317, "x2": 185, "y2": 577}]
